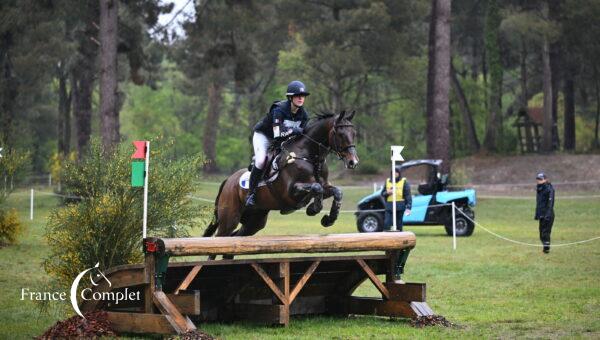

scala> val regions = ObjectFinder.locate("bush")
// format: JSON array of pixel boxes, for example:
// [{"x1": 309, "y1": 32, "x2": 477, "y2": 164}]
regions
[
  {"x1": 44, "y1": 139, "x2": 206, "y2": 286},
  {"x1": 0, "y1": 208, "x2": 22, "y2": 246}
]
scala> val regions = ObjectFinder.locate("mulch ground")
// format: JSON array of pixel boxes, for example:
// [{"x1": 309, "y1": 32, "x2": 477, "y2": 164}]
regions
[
  {"x1": 410, "y1": 315, "x2": 456, "y2": 328},
  {"x1": 37, "y1": 310, "x2": 216, "y2": 339},
  {"x1": 37, "y1": 310, "x2": 116, "y2": 339},
  {"x1": 167, "y1": 329, "x2": 215, "y2": 340}
]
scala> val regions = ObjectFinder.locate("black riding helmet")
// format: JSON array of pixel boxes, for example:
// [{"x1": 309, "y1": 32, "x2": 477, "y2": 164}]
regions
[{"x1": 286, "y1": 80, "x2": 310, "y2": 97}]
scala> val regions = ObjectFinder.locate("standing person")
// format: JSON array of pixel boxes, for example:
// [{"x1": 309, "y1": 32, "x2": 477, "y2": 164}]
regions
[
  {"x1": 245, "y1": 80, "x2": 310, "y2": 208},
  {"x1": 381, "y1": 167, "x2": 412, "y2": 231},
  {"x1": 535, "y1": 172, "x2": 555, "y2": 253}
]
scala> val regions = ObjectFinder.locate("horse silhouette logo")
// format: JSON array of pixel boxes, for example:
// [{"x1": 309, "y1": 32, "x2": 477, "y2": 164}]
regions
[{"x1": 70, "y1": 262, "x2": 111, "y2": 318}]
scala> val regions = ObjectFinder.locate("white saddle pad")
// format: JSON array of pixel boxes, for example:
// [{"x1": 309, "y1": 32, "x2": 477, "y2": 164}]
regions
[{"x1": 239, "y1": 170, "x2": 279, "y2": 190}]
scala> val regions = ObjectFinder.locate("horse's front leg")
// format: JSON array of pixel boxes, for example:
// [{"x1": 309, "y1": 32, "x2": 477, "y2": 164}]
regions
[
  {"x1": 320, "y1": 184, "x2": 343, "y2": 227},
  {"x1": 291, "y1": 182, "x2": 323, "y2": 215}
]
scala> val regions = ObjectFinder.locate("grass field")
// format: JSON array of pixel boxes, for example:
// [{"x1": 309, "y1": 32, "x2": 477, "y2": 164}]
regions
[{"x1": 0, "y1": 184, "x2": 599, "y2": 339}]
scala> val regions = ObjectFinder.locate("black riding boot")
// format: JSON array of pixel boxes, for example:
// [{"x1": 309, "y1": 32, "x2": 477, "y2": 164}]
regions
[{"x1": 245, "y1": 166, "x2": 264, "y2": 208}]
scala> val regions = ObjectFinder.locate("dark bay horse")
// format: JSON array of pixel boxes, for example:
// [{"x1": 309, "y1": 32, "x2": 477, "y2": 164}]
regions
[{"x1": 203, "y1": 111, "x2": 359, "y2": 239}]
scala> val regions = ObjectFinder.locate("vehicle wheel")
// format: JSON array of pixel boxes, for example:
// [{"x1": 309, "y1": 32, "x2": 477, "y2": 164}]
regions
[
  {"x1": 357, "y1": 213, "x2": 383, "y2": 233},
  {"x1": 444, "y1": 207, "x2": 475, "y2": 237}
]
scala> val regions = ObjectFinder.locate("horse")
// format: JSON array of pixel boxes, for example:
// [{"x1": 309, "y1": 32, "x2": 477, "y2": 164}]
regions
[{"x1": 203, "y1": 110, "x2": 359, "y2": 242}]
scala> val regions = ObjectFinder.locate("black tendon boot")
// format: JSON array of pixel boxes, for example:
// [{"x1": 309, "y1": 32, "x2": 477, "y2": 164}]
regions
[{"x1": 245, "y1": 166, "x2": 264, "y2": 208}]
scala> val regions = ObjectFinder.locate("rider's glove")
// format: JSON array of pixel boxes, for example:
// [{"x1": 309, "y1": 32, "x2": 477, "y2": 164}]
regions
[{"x1": 291, "y1": 127, "x2": 303, "y2": 135}]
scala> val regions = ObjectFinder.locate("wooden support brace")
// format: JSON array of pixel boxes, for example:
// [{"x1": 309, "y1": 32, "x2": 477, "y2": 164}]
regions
[
  {"x1": 356, "y1": 259, "x2": 390, "y2": 300},
  {"x1": 152, "y1": 291, "x2": 196, "y2": 334},
  {"x1": 107, "y1": 312, "x2": 176, "y2": 334},
  {"x1": 289, "y1": 261, "x2": 320, "y2": 304},
  {"x1": 174, "y1": 265, "x2": 202, "y2": 295},
  {"x1": 250, "y1": 263, "x2": 288, "y2": 305}
]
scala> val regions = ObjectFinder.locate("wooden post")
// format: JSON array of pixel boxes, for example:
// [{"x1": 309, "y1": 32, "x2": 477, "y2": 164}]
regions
[{"x1": 144, "y1": 252, "x2": 156, "y2": 313}]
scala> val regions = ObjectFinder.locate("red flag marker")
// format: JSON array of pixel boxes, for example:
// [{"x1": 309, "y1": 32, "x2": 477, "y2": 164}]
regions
[{"x1": 132, "y1": 141, "x2": 146, "y2": 159}]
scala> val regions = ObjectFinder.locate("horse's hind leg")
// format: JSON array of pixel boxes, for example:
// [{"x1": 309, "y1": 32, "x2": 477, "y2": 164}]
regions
[{"x1": 222, "y1": 210, "x2": 269, "y2": 260}]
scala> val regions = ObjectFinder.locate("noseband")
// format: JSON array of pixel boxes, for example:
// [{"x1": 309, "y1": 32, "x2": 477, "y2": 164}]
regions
[{"x1": 329, "y1": 123, "x2": 356, "y2": 160}]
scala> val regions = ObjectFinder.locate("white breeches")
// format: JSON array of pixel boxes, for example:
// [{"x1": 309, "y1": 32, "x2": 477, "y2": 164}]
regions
[{"x1": 252, "y1": 132, "x2": 270, "y2": 169}]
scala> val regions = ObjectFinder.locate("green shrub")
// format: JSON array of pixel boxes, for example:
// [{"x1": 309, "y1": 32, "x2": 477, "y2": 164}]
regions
[
  {"x1": 0, "y1": 208, "x2": 22, "y2": 246},
  {"x1": 44, "y1": 139, "x2": 206, "y2": 286}
]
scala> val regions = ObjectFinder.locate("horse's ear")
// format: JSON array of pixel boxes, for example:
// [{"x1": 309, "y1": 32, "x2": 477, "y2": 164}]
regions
[
  {"x1": 336, "y1": 111, "x2": 346, "y2": 123},
  {"x1": 347, "y1": 110, "x2": 355, "y2": 121}
]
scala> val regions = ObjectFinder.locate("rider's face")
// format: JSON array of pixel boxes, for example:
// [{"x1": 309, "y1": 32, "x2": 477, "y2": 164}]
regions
[{"x1": 292, "y1": 95, "x2": 305, "y2": 107}]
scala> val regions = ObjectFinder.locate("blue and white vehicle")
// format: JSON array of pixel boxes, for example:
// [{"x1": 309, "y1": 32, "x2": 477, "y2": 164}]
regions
[{"x1": 355, "y1": 160, "x2": 477, "y2": 236}]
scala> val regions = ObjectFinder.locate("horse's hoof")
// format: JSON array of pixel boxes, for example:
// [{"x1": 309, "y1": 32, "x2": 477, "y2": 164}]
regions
[
  {"x1": 280, "y1": 208, "x2": 295, "y2": 215},
  {"x1": 306, "y1": 203, "x2": 322, "y2": 216},
  {"x1": 321, "y1": 215, "x2": 334, "y2": 227}
]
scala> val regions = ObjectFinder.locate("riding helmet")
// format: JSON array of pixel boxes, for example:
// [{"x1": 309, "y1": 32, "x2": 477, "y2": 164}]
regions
[{"x1": 286, "y1": 80, "x2": 310, "y2": 97}]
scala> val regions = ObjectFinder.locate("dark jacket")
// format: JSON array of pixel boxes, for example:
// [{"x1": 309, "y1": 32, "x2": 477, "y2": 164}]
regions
[
  {"x1": 253, "y1": 100, "x2": 309, "y2": 139},
  {"x1": 535, "y1": 182, "x2": 555, "y2": 220},
  {"x1": 381, "y1": 177, "x2": 412, "y2": 210}
]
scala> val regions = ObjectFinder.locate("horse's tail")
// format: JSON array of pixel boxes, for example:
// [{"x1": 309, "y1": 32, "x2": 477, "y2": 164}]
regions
[{"x1": 202, "y1": 179, "x2": 227, "y2": 237}]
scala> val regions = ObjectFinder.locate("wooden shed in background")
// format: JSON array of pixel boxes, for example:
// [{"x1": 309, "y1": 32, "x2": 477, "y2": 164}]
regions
[{"x1": 514, "y1": 107, "x2": 542, "y2": 153}]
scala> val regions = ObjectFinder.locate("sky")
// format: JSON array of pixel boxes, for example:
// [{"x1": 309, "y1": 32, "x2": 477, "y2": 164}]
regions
[{"x1": 155, "y1": 0, "x2": 196, "y2": 38}]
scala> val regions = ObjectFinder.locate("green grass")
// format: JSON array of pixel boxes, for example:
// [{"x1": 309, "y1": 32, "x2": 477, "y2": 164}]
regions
[{"x1": 1, "y1": 184, "x2": 599, "y2": 339}]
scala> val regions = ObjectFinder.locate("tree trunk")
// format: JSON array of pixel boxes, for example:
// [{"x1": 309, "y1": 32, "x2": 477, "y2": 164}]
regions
[
  {"x1": 594, "y1": 66, "x2": 600, "y2": 149},
  {"x1": 563, "y1": 64, "x2": 575, "y2": 151},
  {"x1": 541, "y1": 37, "x2": 553, "y2": 153},
  {"x1": 57, "y1": 62, "x2": 72, "y2": 156},
  {"x1": 99, "y1": 0, "x2": 120, "y2": 150},
  {"x1": 482, "y1": 0, "x2": 502, "y2": 152},
  {"x1": 72, "y1": 68, "x2": 93, "y2": 158},
  {"x1": 1, "y1": 31, "x2": 17, "y2": 148},
  {"x1": 519, "y1": 39, "x2": 528, "y2": 109},
  {"x1": 550, "y1": 44, "x2": 561, "y2": 150},
  {"x1": 425, "y1": 0, "x2": 452, "y2": 174},
  {"x1": 450, "y1": 61, "x2": 480, "y2": 152},
  {"x1": 203, "y1": 71, "x2": 223, "y2": 173}
]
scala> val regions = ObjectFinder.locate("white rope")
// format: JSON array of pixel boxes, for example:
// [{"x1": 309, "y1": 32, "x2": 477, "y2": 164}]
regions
[
  {"x1": 454, "y1": 207, "x2": 600, "y2": 247},
  {"x1": 187, "y1": 195, "x2": 214, "y2": 203},
  {"x1": 478, "y1": 194, "x2": 600, "y2": 200}
]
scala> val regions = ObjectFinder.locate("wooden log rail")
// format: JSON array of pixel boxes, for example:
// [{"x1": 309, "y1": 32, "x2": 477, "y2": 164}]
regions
[{"x1": 147, "y1": 232, "x2": 416, "y2": 257}]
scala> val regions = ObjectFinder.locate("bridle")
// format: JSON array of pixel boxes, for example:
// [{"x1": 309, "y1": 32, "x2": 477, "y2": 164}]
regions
[{"x1": 285, "y1": 122, "x2": 355, "y2": 161}]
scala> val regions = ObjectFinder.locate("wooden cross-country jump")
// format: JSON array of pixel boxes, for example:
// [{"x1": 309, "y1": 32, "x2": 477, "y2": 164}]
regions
[{"x1": 80, "y1": 232, "x2": 434, "y2": 335}]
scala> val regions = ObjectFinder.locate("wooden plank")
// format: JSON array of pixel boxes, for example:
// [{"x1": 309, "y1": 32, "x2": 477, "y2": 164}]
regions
[
  {"x1": 166, "y1": 291, "x2": 201, "y2": 315},
  {"x1": 410, "y1": 302, "x2": 434, "y2": 316},
  {"x1": 163, "y1": 254, "x2": 387, "y2": 267},
  {"x1": 106, "y1": 312, "x2": 176, "y2": 334},
  {"x1": 232, "y1": 303, "x2": 286, "y2": 325},
  {"x1": 289, "y1": 261, "x2": 320, "y2": 303},
  {"x1": 341, "y1": 296, "x2": 417, "y2": 318},
  {"x1": 356, "y1": 259, "x2": 390, "y2": 300},
  {"x1": 160, "y1": 232, "x2": 416, "y2": 256},
  {"x1": 385, "y1": 282, "x2": 426, "y2": 302},
  {"x1": 152, "y1": 291, "x2": 196, "y2": 334},
  {"x1": 174, "y1": 265, "x2": 202, "y2": 295},
  {"x1": 250, "y1": 263, "x2": 287, "y2": 305}
]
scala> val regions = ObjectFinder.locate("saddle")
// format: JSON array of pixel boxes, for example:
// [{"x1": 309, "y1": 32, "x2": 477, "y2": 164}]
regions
[{"x1": 240, "y1": 148, "x2": 286, "y2": 190}]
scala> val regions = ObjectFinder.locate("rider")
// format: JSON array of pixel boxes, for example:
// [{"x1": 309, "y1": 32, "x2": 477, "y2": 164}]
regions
[{"x1": 245, "y1": 80, "x2": 311, "y2": 208}]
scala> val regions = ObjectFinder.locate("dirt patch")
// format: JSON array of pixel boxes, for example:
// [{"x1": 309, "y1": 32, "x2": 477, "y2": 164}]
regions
[{"x1": 333, "y1": 154, "x2": 600, "y2": 193}]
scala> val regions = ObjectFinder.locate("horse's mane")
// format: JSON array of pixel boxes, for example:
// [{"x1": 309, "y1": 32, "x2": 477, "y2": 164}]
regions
[{"x1": 306, "y1": 113, "x2": 335, "y2": 129}]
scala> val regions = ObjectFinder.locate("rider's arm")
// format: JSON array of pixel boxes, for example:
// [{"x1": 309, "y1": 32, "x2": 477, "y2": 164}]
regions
[{"x1": 272, "y1": 110, "x2": 283, "y2": 138}]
